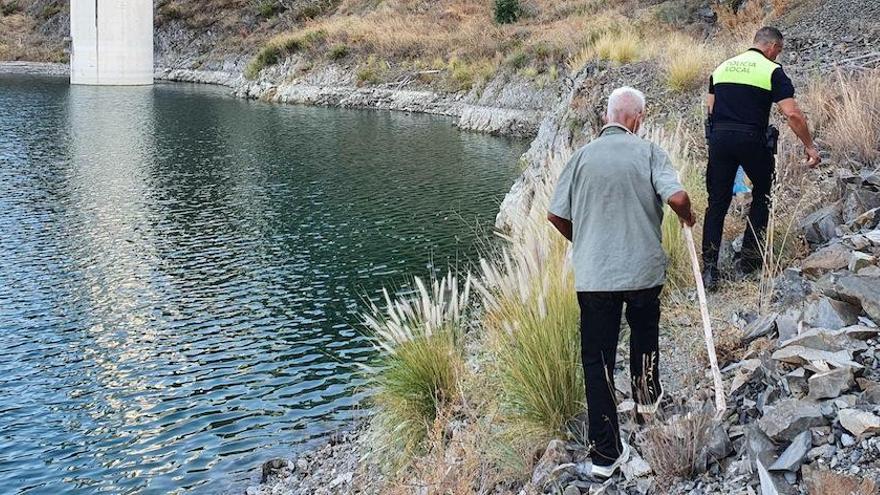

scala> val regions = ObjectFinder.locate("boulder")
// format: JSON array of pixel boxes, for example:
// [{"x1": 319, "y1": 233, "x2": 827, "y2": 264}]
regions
[
  {"x1": 745, "y1": 423, "x2": 777, "y2": 466},
  {"x1": 838, "y1": 409, "x2": 880, "y2": 439},
  {"x1": 779, "y1": 327, "x2": 858, "y2": 352},
  {"x1": 771, "y1": 346, "x2": 861, "y2": 369},
  {"x1": 808, "y1": 367, "x2": 854, "y2": 400},
  {"x1": 800, "y1": 204, "x2": 843, "y2": 246},
  {"x1": 261, "y1": 458, "x2": 292, "y2": 483},
  {"x1": 849, "y1": 207, "x2": 880, "y2": 231},
  {"x1": 806, "y1": 444, "x2": 837, "y2": 462},
  {"x1": 867, "y1": 229, "x2": 880, "y2": 246},
  {"x1": 774, "y1": 269, "x2": 811, "y2": 307},
  {"x1": 857, "y1": 378, "x2": 880, "y2": 404},
  {"x1": 705, "y1": 421, "x2": 733, "y2": 461},
  {"x1": 802, "y1": 296, "x2": 860, "y2": 330},
  {"x1": 562, "y1": 485, "x2": 580, "y2": 495},
  {"x1": 801, "y1": 243, "x2": 851, "y2": 278},
  {"x1": 758, "y1": 399, "x2": 827, "y2": 442},
  {"x1": 532, "y1": 439, "x2": 571, "y2": 486},
  {"x1": 769, "y1": 431, "x2": 812, "y2": 472},
  {"x1": 757, "y1": 455, "x2": 795, "y2": 495},
  {"x1": 832, "y1": 275, "x2": 880, "y2": 322}
]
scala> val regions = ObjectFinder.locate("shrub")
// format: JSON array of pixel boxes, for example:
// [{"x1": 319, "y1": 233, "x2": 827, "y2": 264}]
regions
[
  {"x1": 327, "y1": 43, "x2": 349, "y2": 61},
  {"x1": 356, "y1": 55, "x2": 387, "y2": 85},
  {"x1": 256, "y1": 0, "x2": 282, "y2": 18},
  {"x1": 494, "y1": 0, "x2": 520, "y2": 24},
  {"x1": 244, "y1": 43, "x2": 282, "y2": 79},
  {"x1": 362, "y1": 273, "x2": 471, "y2": 467},
  {"x1": 504, "y1": 49, "x2": 528, "y2": 70},
  {"x1": 40, "y1": 3, "x2": 62, "y2": 19},
  {"x1": 475, "y1": 153, "x2": 583, "y2": 441}
]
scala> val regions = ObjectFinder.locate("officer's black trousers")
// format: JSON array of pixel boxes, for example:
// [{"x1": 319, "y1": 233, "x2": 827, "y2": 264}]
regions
[{"x1": 702, "y1": 130, "x2": 775, "y2": 270}]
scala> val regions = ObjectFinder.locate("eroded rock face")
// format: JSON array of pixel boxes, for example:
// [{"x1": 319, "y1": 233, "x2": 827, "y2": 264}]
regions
[{"x1": 758, "y1": 399, "x2": 828, "y2": 442}]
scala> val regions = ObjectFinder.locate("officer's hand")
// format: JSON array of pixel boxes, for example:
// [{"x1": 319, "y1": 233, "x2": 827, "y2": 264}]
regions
[{"x1": 805, "y1": 146, "x2": 821, "y2": 168}]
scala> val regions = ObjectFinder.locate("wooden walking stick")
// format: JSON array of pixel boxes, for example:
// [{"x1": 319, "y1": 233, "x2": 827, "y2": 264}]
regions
[{"x1": 683, "y1": 226, "x2": 727, "y2": 415}]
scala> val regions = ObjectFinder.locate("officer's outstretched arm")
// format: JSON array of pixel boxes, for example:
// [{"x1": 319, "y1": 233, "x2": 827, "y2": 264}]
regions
[{"x1": 777, "y1": 98, "x2": 821, "y2": 167}]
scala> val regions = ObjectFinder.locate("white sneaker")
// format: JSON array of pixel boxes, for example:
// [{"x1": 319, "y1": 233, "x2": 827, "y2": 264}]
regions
[
  {"x1": 636, "y1": 390, "x2": 664, "y2": 415},
  {"x1": 587, "y1": 439, "x2": 631, "y2": 479}
]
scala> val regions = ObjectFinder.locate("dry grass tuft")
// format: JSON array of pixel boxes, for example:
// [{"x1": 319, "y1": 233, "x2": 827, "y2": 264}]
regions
[
  {"x1": 592, "y1": 28, "x2": 641, "y2": 65},
  {"x1": 819, "y1": 71, "x2": 880, "y2": 163},
  {"x1": 661, "y1": 34, "x2": 722, "y2": 92},
  {"x1": 384, "y1": 407, "x2": 497, "y2": 495},
  {"x1": 638, "y1": 410, "x2": 714, "y2": 485}
]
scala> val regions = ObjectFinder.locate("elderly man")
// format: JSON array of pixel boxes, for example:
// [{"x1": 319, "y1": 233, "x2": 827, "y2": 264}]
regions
[{"x1": 547, "y1": 87, "x2": 695, "y2": 478}]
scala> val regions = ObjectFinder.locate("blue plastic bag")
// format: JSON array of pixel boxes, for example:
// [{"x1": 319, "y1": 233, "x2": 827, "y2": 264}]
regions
[{"x1": 733, "y1": 166, "x2": 750, "y2": 194}]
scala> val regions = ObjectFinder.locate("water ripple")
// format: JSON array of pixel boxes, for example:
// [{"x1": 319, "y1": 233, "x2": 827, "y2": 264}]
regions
[{"x1": 0, "y1": 74, "x2": 525, "y2": 494}]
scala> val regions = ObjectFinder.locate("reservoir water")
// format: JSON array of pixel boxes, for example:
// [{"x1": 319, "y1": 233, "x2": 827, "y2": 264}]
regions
[{"x1": 0, "y1": 75, "x2": 526, "y2": 494}]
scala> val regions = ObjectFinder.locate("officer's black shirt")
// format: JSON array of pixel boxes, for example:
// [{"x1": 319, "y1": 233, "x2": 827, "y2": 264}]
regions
[{"x1": 708, "y1": 48, "x2": 795, "y2": 128}]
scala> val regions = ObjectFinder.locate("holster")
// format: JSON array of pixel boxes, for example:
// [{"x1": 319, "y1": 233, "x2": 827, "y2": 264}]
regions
[
  {"x1": 766, "y1": 125, "x2": 780, "y2": 155},
  {"x1": 705, "y1": 116, "x2": 712, "y2": 142}
]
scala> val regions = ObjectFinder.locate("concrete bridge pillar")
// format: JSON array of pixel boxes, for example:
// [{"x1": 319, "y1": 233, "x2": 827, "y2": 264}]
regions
[{"x1": 70, "y1": 0, "x2": 153, "y2": 85}]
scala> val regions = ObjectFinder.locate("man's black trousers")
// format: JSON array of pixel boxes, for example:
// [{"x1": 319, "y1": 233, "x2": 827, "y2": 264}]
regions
[
  {"x1": 577, "y1": 286, "x2": 662, "y2": 466},
  {"x1": 702, "y1": 130, "x2": 776, "y2": 270}
]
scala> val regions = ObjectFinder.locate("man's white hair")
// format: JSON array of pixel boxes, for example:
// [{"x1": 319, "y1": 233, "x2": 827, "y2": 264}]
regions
[{"x1": 606, "y1": 86, "x2": 646, "y2": 120}]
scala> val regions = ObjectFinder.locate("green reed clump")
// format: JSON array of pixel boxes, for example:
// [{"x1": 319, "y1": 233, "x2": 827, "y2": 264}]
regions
[
  {"x1": 362, "y1": 273, "x2": 471, "y2": 468},
  {"x1": 475, "y1": 153, "x2": 583, "y2": 442}
]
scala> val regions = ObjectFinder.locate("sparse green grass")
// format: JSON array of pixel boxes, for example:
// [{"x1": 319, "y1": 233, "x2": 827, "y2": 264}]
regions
[
  {"x1": 1, "y1": 0, "x2": 21, "y2": 16},
  {"x1": 245, "y1": 29, "x2": 328, "y2": 79},
  {"x1": 356, "y1": 55, "x2": 386, "y2": 85},
  {"x1": 327, "y1": 42, "x2": 348, "y2": 60}
]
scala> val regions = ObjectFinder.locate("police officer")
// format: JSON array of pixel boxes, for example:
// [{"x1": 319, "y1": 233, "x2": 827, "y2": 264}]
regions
[{"x1": 702, "y1": 26, "x2": 821, "y2": 291}]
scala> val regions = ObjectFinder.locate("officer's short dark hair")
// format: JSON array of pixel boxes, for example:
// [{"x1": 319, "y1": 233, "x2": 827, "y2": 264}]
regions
[{"x1": 754, "y1": 27, "x2": 784, "y2": 46}]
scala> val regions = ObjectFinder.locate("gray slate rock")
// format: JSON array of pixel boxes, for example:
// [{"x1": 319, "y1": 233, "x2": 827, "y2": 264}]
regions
[
  {"x1": 839, "y1": 408, "x2": 880, "y2": 439},
  {"x1": 532, "y1": 439, "x2": 571, "y2": 486},
  {"x1": 802, "y1": 296, "x2": 860, "y2": 330},
  {"x1": 833, "y1": 275, "x2": 880, "y2": 322},
  {"x1": 801, "y1": 243, "x2": 852, "y2": 278},
  {"x1": 758, "y1": 399, "x2": 828, "y2": 442},
  {"x1": 742, "y1": 312, "x2": 779, "y2": 342},
  {"x1": 808, "y1": 367, "x2": 854, "y2": 400},
  {"x1": 800, "y1": 204, "x2": 843, "y2": 246},
  {"x1": 769, "y1": 431, "x2": 812, "y2": 472}
]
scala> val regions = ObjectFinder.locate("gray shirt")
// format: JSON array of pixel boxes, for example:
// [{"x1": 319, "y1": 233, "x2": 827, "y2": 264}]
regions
[{"x1": 549, "y1": 125, "x2": 684, "y2": 292}]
